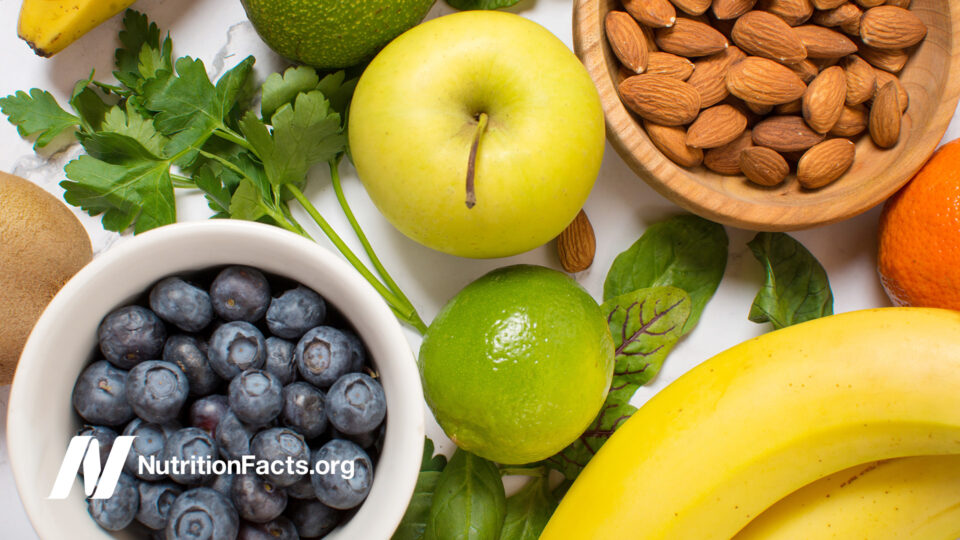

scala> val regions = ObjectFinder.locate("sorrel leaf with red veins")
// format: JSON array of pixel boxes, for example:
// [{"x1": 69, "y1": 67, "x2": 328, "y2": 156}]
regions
[{"x1": 544, "y1": 287, "x2": 691, "y2": 480}]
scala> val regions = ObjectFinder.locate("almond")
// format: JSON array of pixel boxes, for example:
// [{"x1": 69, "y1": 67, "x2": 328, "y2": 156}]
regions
[
  {"x1": 797, "y1": 138, "x2": 856, "y2": 188},
  {"x1": 856, "y1": 0, "x2": 885, "y2": 7},
  {"x1": 713, "y1": 0, "x2": 758, "y2": 19},
  {"x1": 776, "y1": 99, "x2": 803, "y2": 114},
  {"x1": 788, "y1": 59, "x2": 819, "y2": 83},
  {"x1": 871, "y1": 68, "x2": 908, "y2": 111},
  {"x1": 732, "y1": 11, "x2": 808, "y2": 64},
  {"x1": 688, "y1": 46, "x2": 747, "y2": 107},
  {"x1": 704, "y1": 130, "x2": 754, "y2": 173},
  {"x1": 646, "y1": 52, "x2": 696, "y2": 79},
  {"x1": 669, "y1": 0, "x2": 712, "y2": 15},
  {"x1": 740, "y1": 146, "x2": 790, "y2": 185},
  {"x1": 619, "y1": 74, "x2": 702, "y2": 125},
  {"x1": 746, "y1": 101, "x2": 775, "y2": 115},
  {"x1": 812, "y1": 0, "x2": 846, "y2": 9},
  {"x1": 686, "y1": 104, "x2": 749, "y2": 148},
  {"x1": 655, "y1": 18, "x2": 729, "y2": 57},
  {"x1": 840, "y1": 11, "x2": 863, "y2": 35},
  {"x1": 860, "y1": 6, "x2": 927, "y2": 49},
  {"x1": 644, "y1": 121, "x2": 705, "y2": 167},
  {"x1": 869, "y1": 81, "x2": 901, "y2": 148},
  {"x1": 623, "y1": 0, "x2": 678, "y2": 29},
  {"x1": 761, "y1": 0, "x2": 814, "y2": 25},
  {"x1": 793, "y1": 25, "x2": 858, "y2": 58},
  {"x1": 803, "y1": 65, "x2": 846, "y2": 133},
  {"x1": 885, "y1": 0, "x2": 910, "y2": 7},
  {"x1": 858, "y1": 43, "x2": 908, "y2": 72},
  {"x1": 829, "y1": 104, "x2": 868, "y2": 136},
  {"x1": 752, "y1": 115, "x2": 826, "y2": 151},
  {"x1": 812, "y1": 3, "x2": 861, "y2": 26},
  {"x1": 557, "y1": 210, "x2": 596, "y2": 273},
  {"x1": 606, "y1": 11, "x2": 651, "y2": 74},
  {"x1": 842, "y1": 54, "x2": 877, "y2": 105},
  {"x1": 726, "y1": 56, "x2": 808, "y2": 105}
]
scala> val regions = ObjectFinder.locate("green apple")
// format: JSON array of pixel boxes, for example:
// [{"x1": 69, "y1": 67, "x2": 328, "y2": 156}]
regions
[{"x1": 348, "y1": 11, "x2": 605, "y2": 259}]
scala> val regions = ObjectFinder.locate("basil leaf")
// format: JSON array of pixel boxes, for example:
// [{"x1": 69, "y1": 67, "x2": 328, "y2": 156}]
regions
[
  {"x1": 421, "y1": 437, "x2": 448, "y2": 472},
  {"x1": 604, "y1": 214, "x2": 727, "y2": 335},
  {"x1": 394, "y1": 471, "x2": 444, "y2": 540},
  {"x1": 445, "y1": 0, "x2": 522, "y2": 10},
  {"x1": 747, "y1": 232, "x2": 833, "y2": 330},
  {"x1": 545, "y1": 287, "x2": 690, "y2": 480},
  {"x1": 425, "y1": 450, "x2": 506, "y2": 540},
  {"x1": 500, "y1": 476, "x2": 556, "y2": 540}
]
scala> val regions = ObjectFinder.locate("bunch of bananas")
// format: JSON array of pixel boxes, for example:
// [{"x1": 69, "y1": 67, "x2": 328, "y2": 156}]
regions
[{"x1": 544, "y1": 308, "x2": 960, "y2": 539}]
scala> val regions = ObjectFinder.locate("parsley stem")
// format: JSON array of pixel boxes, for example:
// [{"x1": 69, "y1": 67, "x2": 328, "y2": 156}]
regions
[
  {"x1": 171, "y1": 174, "x2": 195, "y2": 188},
  {"x1": 328, "y1": 158, "x2": 426, "y2": 331},
  {"x1": 198, "y1": 149, "x2": 251, "y2": 180},
  {"x1": 212, "y1": 126, "x2": 256, "y2": 154}
]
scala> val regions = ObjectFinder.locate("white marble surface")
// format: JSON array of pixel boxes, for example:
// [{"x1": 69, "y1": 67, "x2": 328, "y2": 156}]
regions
[{"x1": 1, "y1": 0, "x2": 958, "y2": 537}]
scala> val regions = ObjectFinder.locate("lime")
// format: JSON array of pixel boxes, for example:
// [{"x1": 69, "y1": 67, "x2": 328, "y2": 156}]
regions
[{"x1": 419, "y1": 265, "x2": 615, "y2": 464}]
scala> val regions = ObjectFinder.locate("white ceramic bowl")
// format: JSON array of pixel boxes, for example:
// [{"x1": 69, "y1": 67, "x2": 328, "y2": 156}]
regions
[{"x1": 7, "y1": 220, "x2": 425, "y2": 539}]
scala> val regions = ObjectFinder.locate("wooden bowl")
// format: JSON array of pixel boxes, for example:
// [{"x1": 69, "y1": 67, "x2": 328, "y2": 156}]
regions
[{"x1": 573, "y1": 0, "x2": 960, "y2": 231}]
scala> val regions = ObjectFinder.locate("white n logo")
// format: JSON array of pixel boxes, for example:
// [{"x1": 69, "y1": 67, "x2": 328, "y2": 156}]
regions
[{"x1": 48, "y1": 436, "x2": 136, "y2": 500}]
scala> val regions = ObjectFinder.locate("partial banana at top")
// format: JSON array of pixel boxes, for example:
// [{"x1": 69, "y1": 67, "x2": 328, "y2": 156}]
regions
[{"x1": 18, "y1": 0, "x2": 135, "y2": 56}]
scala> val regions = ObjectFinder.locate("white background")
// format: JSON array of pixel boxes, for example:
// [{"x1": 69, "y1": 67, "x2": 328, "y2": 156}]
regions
[{"x1": 1, "y1": 0, "x2": 958, "y2": 537}]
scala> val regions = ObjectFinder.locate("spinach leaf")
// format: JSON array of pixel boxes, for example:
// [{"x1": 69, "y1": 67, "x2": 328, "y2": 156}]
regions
[
  {"x1": 445, "y1": 0, "x2": 522, "y2": 9},
  {"x1": 747, "y1": 232, "x2": 833, "y2": 330},
  {"x1": 604, "y1": 214, "x2": 727, "y2": 335},
  {"x1": 393, "y1": 438, "x2": 449, "y2": 540},
  {"x1": 500, "y1": 476, "x2": 556, "y2": 540},
  {"x1": 425, "y1": 450, "x2": 506, "y2": 540},
  {"x1": 545, "y1": 287, "x2": 691, "y2": 480}
]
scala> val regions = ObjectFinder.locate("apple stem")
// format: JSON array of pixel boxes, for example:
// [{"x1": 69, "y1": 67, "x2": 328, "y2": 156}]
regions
[{"x1": 465, "y1": 112, "x2": 489, "y2": 209}]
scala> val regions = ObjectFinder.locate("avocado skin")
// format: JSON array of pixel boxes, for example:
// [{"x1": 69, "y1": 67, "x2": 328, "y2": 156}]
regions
[{"x1": 240, "y1": 0, "x2": 436, "y2": 69}]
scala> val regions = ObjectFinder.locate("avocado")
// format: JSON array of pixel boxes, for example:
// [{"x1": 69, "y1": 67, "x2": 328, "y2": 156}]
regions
[{"x1": 240, "y1": 0, "x2": 436, "y2": 69}]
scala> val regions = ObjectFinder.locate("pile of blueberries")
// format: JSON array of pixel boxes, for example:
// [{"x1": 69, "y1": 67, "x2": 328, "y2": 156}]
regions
[{"x1": 71, "y1": 266, "x2": 387, "y2": 539}]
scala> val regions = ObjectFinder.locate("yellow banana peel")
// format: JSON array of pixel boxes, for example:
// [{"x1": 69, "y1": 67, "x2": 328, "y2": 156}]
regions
[
  {"x1": 18, "y1": 0, "x2": 135, "y2": 57},
  {"x1": 542, "y1": 308, "x2": 960, "y2": 540}
]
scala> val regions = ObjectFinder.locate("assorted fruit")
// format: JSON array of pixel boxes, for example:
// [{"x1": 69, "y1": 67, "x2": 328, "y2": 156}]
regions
[
  {"x1": 70, "y1": 265, "x2": 385, "y2": 538},
  {"x1": 607, "y1": 0, "x2": 927, "y2": 188}
]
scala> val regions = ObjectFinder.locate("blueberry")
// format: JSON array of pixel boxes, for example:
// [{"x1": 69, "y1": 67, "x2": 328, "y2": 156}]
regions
[
  {"x1": 326, "y1": 373, "x2": 386, "y2": 436},
  {"x1": 87, "y1": 472, "x2": 139, "y2": 531},
  {"x1": 76, "y1": 426, "x2": 117, "y2": 476},
  {"x1": 150, "y1": 277, "x2": 214, "y2": 333},
  {"x1": 250, "y1": 427, "x2": 310, "y2": 487},
  {"x1": 282, "y1": 382, "x2": 327, "y2": 440},
  {"x1": 215, "y1": 410, "x2": 255, "y2": 459},
  {"x1": 162, "y1": 427, "x2": 218, "y2": 485},
  {"x1": 229, "y1": 370, "x2": 283, "y2": 426},
  {"x1": 266, "y1": 286, "x2": 326, "y2": 339},
  {"x1": 126, "y1": 360, "x2": 190, "y2": 424},
  {"x1": 285, "y1": 474, "x2": 317, "y2": 499},
  {"x1": 210, "y1": 266, "x2": 271, "y2": 322},
  {"x1": 311, "y1": 439, "x2": 373, "y2": 510},
  {"x1": 264, "y1": 337, "x2": 297, "y2": 385},
  {"x1": 331, "y1": 425, "x2": 382, "y2": 450},
  {"x1": 208, "y1": 321, "x2": 266, "y2": 379},
  {"x1": 284, "y1": 497, "x2": 341, "y2": 538},
  {"x1": 210, "y1": 473, "x2": 234, "y2": 498},
  {"x1": 123, "y1": 419, "x2": 178, "y2": 481},
  {"x1": 72, "y1": 361, "x2": 134, "y2": 427},
  {"x1": 98, "y1": 305, "x2": 166, "y2": 369},
  {"x1": 343, "y1": 330, "x2": 368, "y2": 373},
  {"x1": 295, "y1": 326, "x2": 353, "y2": 388},
  {"x1": 231, "y1": 473, "x2": 287, "y2": 524},
  {"x1": 164, "y1": 335, "x2": 221, "y2": 396},
  {"x1": 166, "y1": 487, "x2": 239, "y2": 540},
  {"x1": 238, "y1": 517, "x2": 298, "y2": 540},
  {"x1": 189, "y1": 395, "x2": 230, "y2": 435},
  {"x1": 136, "y1": 481, "x2": 182, "y2": 530}
]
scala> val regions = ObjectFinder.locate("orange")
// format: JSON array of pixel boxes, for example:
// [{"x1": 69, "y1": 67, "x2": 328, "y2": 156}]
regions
[{"x1": 878, "y1": 139, "x2": 960, "y2": 309}]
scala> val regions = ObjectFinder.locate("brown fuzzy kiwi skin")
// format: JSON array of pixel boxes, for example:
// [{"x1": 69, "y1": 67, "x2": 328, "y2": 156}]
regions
[{"x1": 0, "y1": 172, "x2": 92, "y2": 384}]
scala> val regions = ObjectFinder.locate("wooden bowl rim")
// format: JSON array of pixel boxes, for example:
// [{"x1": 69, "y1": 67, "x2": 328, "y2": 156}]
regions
[{"x1": 573, "y1": 0, "x2": 960, "y2": 231}]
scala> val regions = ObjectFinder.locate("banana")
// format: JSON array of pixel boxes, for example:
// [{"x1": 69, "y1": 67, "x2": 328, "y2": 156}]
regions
[
  {"x1": 18, "y1": 0, "x2": 135, "y2": 57},
  {"x1": 541, "y1": 308, "x2": 960, "y2": 540},
  {"x1": 734, "y1": 455, "x2": 960, "y2": 540}
]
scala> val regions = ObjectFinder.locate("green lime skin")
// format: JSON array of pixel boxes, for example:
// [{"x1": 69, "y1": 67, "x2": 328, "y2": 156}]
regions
[
  {"x1": 419, "y1": 265, "x2": 615, "y2": 464},
  {"x1": 239, "y1": 0, "x2": 436, "y2": 69}
]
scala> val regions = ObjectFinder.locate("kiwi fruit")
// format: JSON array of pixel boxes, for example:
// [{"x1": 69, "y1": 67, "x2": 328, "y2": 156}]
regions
[{"x1": 0, "y1": 171, "x2": 92, "y2": 384}]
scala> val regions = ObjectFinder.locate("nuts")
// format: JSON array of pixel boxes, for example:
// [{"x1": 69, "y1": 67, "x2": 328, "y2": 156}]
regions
[
  {"x1": 645, "y1": 121, "x2": 705, "y2": 167},
  {"x1": 623, "y1": 0, "x2": 678, "y2": 28},
  {"x1": 859, "y1": 6, "x2": 927, "y2": 49},
  {"x1": 740, "y1": 146, "x2": 790, "y2": 185},
  {"x1": 646, "y1": 52, "x2": 696, "y2": 79},
  {"x1": 842, "y1": 54, "x2": 877, "y2": 105},
  {"x1": 752, "y1": 115, "x2": 826, "y2": 152},
  {"x1": 726, "y1": 56, "x2": 807, "y2": 105},
  {"x1": 606, "y1": 11, "x2": 650, "y2": 74},
  {"x1": 688, "y1": 46, "x2": 746, "y2": 107},
  {"x1": 797, "y1": 138, "x2": 857, "y2": 187},
  {"x1": 712, "y1": 0, "x2": 757, "y2": 20},
  {"x1": 869, "y1": 81, "x2": 902, "y2": 148},
  {"x1": 802, "y1": 66, "x2": 846, "y2": 133},
  {"x1": 619, "y1": 74, "x2": 701, "y2": 125},
  {"x1": 830, "y1": 104, "x2": 868, "y2": 136},
  {"x1": 793, "y1": 25, "x2": 858, "y2": 58},
  {"x1": 669, "y1": 0, "x2": 712, "y2": 15},
  {"x1": 557, "y1": 210, "x2": 596, "y2": 273},
  {"x1": 871, "y1": 68, "x2": 908, "y2": 112},
  {"x1": 731, "y1": 11, "x2": 808, "y2": 64},
  {"x1": 686, "y1": 104, "x2": 749, "y2": 148},
  {"x1": 761, "y1": 0, "x2": 814, "y2": 26},
  {"x1": 858, "y1": 43, "x2": 908, "y2": 72},
  {"x1": 704, "y1": 130, "x2": 753, "y2": 173},
  {"x1": 812, "y1": 3, "x2": 861, "y2": 27},
  {"x1": 655, "y1": 18, "x2": 729, "y2": 56}
]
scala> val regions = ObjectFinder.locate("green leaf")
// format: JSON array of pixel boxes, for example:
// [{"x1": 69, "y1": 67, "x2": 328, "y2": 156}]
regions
[
  {"x1": 144, "y1": 57, "x2": 219, "y2": 136},
  {"x1": 425, "y1": 450, "x2": 506, "y2": 540},
  {"x1": 98, "y1": 102, "x2": 168, "y2": 158},
  {"x1": 69, "y1": 71, "x2": 110, "y2": 133},
  {"x1": 261, "y1": 66, "x2": 319, "y2": 120},
  {"x1": 395, "y1": 471, "x2": 444, "y2": 540},
  {"x1": 545, "y1": 287, "x2": 690, "y2": 480},
  {"x1": 445, "y1": 0, "x2": 522, "y2": 9},
  {"x1": 0, "y1": 89, "x2": 79, "y2": 149},
  {"x1": 315, "y1": 71, "x2": 358, "y2": 120},
  {"x1": 500, "y1": 476, "x2": 556, "y2": 540},
  {"x1": 77, "y1": 131, "x2": 162, "y2": 163},
  {"x1": 604, "y1": 214, "x2": 727, "y2": 334},
  {"x1": 114, "y1": 9, "x2": 169, "y2": 90},
  {"x1": 747, "y1": 232, "x2": 833, "y2": 330},
  {"x1": 193, "y1": 165, "x2": 232, "y2": 216},
  {"x1": 421, "y1": 437, "x2": 448, "y2": 473},
  {"x1": 214, "y1": 56, "x2": 255, "y2": 122},
  {"x1": 229, "y1": 178, "x2": 268, "y2": 222}
]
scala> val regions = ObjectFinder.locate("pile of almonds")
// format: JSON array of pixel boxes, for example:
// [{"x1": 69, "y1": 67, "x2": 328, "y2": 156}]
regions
[{"x1": 606, "y1": 0, "x2": 927, "y2": 188}]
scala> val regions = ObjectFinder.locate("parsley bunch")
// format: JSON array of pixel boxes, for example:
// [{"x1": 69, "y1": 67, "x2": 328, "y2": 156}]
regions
[{"x1": 0, "y1": 10, "x2": 426, "y2": 333}]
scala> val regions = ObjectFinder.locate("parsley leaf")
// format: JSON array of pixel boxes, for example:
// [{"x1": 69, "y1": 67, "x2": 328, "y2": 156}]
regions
[
  {"x1": 114, "y1": 10, "x2": 171, "y2": 90},
  {"x1": 0, "y1": 89, "x2": 79, "y2": 149},
  {"x1": 99, "y1": 102, "x2": 168, "y2": 157},
  {"x1": 261, "y1": 66, "x2": 320, "y2": 120}
]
